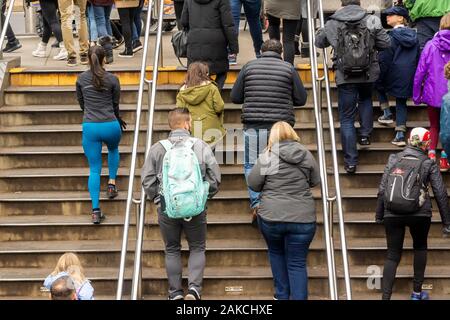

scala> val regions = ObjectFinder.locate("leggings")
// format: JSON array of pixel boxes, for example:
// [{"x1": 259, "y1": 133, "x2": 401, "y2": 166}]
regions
[
  {"x1": 382, "y1": 216, "x2": 431, "y2": 300},
  {"x1": 82, "y1": 121, "x2": 122, "y2": 210},
  {"x1": 118, "y1": 7, "x2": 139, "y2": 51},
  {"x1": 267, "y1": 14, "x2": 299, "y2": 65},
  {"x1": 427, "y1": 106, "x2": 440, "y2": 152},
  {"x1": 40, "y1": 0, "x2": 63, "y2": 44}
]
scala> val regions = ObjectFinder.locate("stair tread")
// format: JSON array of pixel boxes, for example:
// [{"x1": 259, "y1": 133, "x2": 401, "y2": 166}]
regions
[
  {"x1": 0, "y1": 121, "x2": 431, "y2": 133},
  {"x1": 0, "y1": 213, "x2": 252, "y2": 226},
  {"x1": 2, "y1": 264, "x2": 450, "y2": 281},
  {"x1": 0, "y1": 166, "x2": 242, "y2": 177}
]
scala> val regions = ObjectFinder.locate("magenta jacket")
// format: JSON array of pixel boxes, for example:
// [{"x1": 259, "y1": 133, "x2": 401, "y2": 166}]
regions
[{"x1": 413, "y1": 30, "x2": 450, "y2": 108}]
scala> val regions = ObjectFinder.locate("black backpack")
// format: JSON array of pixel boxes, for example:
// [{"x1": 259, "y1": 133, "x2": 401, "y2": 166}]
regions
[
  {"x1": 334, "y1": 15, "x2": 375, "y2": 78},
  {"x1": 384, "y1": 154, "x2": 427, "y2": 214}
]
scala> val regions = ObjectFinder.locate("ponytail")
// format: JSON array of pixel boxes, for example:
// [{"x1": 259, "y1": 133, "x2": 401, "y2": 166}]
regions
[{"x1": 88, "y1": 45, "x2": 106, "y2": 90}]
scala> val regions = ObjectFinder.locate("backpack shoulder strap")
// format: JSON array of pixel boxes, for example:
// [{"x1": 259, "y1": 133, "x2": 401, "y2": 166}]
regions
[
  {"x1": 184, "y1": 137, "x2": 197, "y2": 150},
  {"x1": 159, "y1": 140, "x2": 173, "y2": 152}
]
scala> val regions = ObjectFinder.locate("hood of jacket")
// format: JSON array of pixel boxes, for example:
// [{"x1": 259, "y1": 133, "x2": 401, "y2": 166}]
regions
[
  {"x1": 194, "y1": 0, "x2": 212, "y2": 3},
  {"x1": 178, "y1": 83, "x2": 212, "y2": 106},
  {"x1": 271, "y1": 140, "x2": 307, "y2": 165},
  {"x1": 330, "y1": 5, "x2": 367, "y2": 22},
  {"x1": 391, "y1": 27, "x2": 419, "y2": 48},
  {"x1": 432, "y1": 30, "x2": 450, "y2": 52},
  {"x1": 403, "y1": 145, "x2": 428, "y2": 158}
]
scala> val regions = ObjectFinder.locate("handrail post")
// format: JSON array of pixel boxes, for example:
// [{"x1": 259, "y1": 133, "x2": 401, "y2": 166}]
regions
[
  {"x1": 116, "y1": 0, "x2": 155, "y2": 300},
  {"x1": 130, "y1": 0, "x2": 165, "y2": 300},
  {"x1": 307, "y1": 0, "x2": 337, "y2": 300},
  {"x1": 317, "y1": 0, "x2": 352, "y2": 300},
  {"x1": 0, "y1": 0, "x2": 16, "y2": 60}
]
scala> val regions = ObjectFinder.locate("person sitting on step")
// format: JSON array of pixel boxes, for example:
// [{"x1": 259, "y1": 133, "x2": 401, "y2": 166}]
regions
[{"x1": 44, "y1": 253, "x2": 94, "y2": 300}]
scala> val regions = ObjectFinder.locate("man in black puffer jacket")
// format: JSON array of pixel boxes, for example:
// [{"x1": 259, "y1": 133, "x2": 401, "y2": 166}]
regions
[{"x1": 231, "y1": 39, "x2": 307, "y2": 216}]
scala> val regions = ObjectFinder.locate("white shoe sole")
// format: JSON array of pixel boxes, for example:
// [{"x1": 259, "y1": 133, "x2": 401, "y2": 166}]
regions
[
  {"x1": 184, "y1": 294, "x2": 197, "y2": 300},
  {"x1": 53, "y1": 55, "x2": 68, "y2": 61},
  {"x1": 133, "y1": 46, "x2": 143, "y2": 53},
  {"x1": 32, "y1": 52, "x2": 47, "y2": 58},
  {"x1": 118, "y1": 54, "x2": 134, "y2": 58}
]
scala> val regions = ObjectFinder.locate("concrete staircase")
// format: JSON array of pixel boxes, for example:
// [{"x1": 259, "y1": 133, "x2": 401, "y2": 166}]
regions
[{"x1": 0, "y1": 65, "x2": 449, "y2": 300}]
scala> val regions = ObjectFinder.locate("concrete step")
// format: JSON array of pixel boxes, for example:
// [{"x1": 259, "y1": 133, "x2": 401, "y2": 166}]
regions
[
  {"x1": 0, "y1": 121, "x2": 432, "y2": 148},
  {"x1": 0, "y1": 102, "x2": 429, "y2": 126},
  {"x1": 2, "y1": 264, "x2": 450, "y2": 298}
]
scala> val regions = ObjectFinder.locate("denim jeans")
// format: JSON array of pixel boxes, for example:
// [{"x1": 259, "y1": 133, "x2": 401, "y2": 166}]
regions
[
  {"x1": 337, "y1": 83, "x2": 374, "y2": 166},
  {"x1": 92, "y1": 5, "x2": 112, "y2": 38},
  {"x1": 230, "y1": 0, "x2": 263, "y2": 55},
  {"x1": 258, "y1": 217, "x2": 316, "y2": 300},
  {"x1": 87, "y1": 5, "x2": 98, "y2": 41},
  {"x1": 132, "y1": 4, "x2": 143, "y2": 41},
  {"x1": 379, "y1": 92, "x2": 407, "y2": 132},
  {"x1": 244, "y1": 128, "x2": 269, "y2": 209}
]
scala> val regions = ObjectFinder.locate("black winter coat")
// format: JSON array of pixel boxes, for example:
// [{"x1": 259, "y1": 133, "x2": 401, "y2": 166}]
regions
[
  {"x1": 376, "y1": 146, "x2": 450, "y2": 225},
  {"x1": 181, "y1": 0, "x2": 238, "y2": 75},
  {"x1": 377, "y1": 26, "x2": 420, "y2": 98},
  {"x1": 230, "y1": 51, "x2": 307, "y2": 129}
]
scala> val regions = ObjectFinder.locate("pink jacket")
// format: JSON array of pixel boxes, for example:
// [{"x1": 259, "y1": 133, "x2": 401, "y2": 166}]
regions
[{"x1": 413, "y1": 30, "x2": 450, "y2": 108}]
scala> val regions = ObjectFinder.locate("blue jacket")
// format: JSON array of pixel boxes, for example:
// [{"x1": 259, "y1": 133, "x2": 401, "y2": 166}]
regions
[
  {"x1": 44, "y1": 272, "x2": 95, "y2": 300},
  {"x1": 378, "y1": 26, "x2": 420, "y2": 98}
]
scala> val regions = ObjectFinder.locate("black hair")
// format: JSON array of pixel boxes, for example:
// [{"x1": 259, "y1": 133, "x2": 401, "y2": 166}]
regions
[
  {"x1": 88, "y1": 45, "x2": 106, "y2": 90},
  {"x1": 261, "y1": 39, "x2": 283, "y2": 54},
  {"x1": 341, "y1": 0, "x2": 361, "y2": 6}
]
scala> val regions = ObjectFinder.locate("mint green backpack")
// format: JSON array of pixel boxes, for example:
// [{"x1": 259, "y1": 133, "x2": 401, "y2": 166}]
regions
[{"x1": 159, "y1": 138, "x2": 209, "y2": 219}]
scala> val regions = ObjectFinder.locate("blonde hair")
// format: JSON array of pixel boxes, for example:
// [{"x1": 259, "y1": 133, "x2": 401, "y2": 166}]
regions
[
  {"x1": 51, "y1": 253, "x2": 87, "y2": 284},
  {"x1": 440, "y1": 13, "x2": 450, "y2": 30},
  {"x1": 446, "y1": 62, "x2": 450, "y2": 80},
  {"x1": 267, "y1": 121, "x2": 300, "y2": 151}
]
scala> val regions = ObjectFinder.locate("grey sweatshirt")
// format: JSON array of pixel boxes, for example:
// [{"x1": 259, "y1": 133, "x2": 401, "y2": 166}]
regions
[
  {"x1": 248, "y1": 140, "x2": 321, "y2": 223},
  {"x1": 76, "y1": 70, "x2": 121, "y2": 123},
  {"x1": 142, "y1": 129, "x2": 221, "y2": 208}
]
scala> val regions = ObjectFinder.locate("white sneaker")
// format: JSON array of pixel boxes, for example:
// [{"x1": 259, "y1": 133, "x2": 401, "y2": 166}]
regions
[
  {"x1": 32, "y1": 42, "x2": 47, "y2": 58},
  {"x1": 53, "y1": 47, "x2": 68, "y2": 60}
]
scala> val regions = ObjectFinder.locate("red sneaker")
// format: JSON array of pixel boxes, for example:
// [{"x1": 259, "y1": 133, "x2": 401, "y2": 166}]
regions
[
  {"x1": 440, "y1": 157, "x2": 450, "y2": 172},
  {"x1": 429, "y1": 151, "x2": 436, "y2": 162}
]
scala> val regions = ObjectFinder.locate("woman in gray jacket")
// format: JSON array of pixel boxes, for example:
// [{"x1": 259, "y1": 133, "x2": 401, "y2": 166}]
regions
[
  {"x1": 248, "y1": 121, "x2": 320, "y2": 300},
  {"x1": 265, "y1": 0, "x2": 301, "y2": 64}
]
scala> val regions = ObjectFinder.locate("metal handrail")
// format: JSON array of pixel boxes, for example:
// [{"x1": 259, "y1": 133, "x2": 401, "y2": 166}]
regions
[
  {"x1": 116, "y1": 0, "x2": 165, "y2": 300},
  {"x1": 307, "y1": 0, "x2": 352, "y2": 300},
  {"x1": 130, "y1": 0, "x2": 165, "y2": 300},
  {"x1": 0, "y1": 0, "x2": 16, "y2": 60}
]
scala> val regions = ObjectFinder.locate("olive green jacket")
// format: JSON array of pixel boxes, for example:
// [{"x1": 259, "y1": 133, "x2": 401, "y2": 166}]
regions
[{"x1": 176, "y1": 82, "x2": 225, "y2": 145}]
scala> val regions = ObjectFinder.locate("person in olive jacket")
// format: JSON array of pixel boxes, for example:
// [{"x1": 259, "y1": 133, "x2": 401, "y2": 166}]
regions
[
  {"x1": 248, "y1": 121, "x2": 320, "y2": 300},
  {"x1": 181, "y1": 0, "x2": 239, "y2": 90}
]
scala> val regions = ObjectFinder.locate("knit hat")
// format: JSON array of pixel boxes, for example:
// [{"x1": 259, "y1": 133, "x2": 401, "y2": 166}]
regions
[{"x1": 409, "y1": 127, "x2": 431, "y2": 147}]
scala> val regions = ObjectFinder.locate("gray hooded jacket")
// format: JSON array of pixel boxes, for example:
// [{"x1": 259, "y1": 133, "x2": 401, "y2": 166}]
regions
[
  {"x1": 141, "y1": 129, "x2": 221, "y2": 209},
  {"x1": 248, "y1": 140, "x2": 320, "y2": 223},
  {"x1": 315, "y1": 5, "x2": 391, "y2": 86}
]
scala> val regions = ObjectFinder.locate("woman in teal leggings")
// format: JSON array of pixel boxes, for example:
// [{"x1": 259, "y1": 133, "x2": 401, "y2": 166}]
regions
[{"x1": 76, "y1": 45, "x2": 126, "y2": 224}]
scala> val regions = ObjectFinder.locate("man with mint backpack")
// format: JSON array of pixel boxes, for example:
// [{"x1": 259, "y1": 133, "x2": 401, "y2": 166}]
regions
[{"x1": 142, "y1": 108, "x2": 221, "y2": 300}]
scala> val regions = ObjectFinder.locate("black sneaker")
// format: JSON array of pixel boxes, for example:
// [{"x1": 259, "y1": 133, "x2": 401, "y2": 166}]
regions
[
  {"x1": 67, "y1": 56, "x2": 77, "y2": 67},
  {"x1": 168, "y1": 294, "x2": 184, "y2": 300},
  {"x1": 113, "y1": 37, "x2": 124, "y2": 50},
  {"x1": 185, "y1": 288, "x2": 201, "y2": 300},
  {"x1": 80, "y1": 53, "x2": 89, "y2": 65},
  {"x1": 358, "y1": 136, "x2": 371, "y2": 146},
  {"x1": 2, "y1": 39, "x2": 22, "y2": 53},
  {"x1": 92, "y1": 209, "x2": 106, "y2": 225},
  {"x1": 132, "y1": 40, "x2": 143, "y2": 53},
  {"x1": 107, "y1": 184, "x2": 118, "y2": 199},
  {"x1": 118, "y1": 48, "x2": 134, "y2": 58},
  {"x1": 344, "y1": 165, "x2": 357, "y2": 174}
]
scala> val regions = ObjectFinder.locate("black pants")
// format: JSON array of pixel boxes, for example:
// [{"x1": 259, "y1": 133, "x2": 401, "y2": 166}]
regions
[
  {"x1": 267, "y1": 14, "x2": 298, "y2": 65},
  {"x1": 415, "y1": 17, "x2": 441, "y2": 52},
  {"x1": 111, "y1": 20, "x2": 123, "y2": 41},
  {"x1": 118, "y1": 7, "x2": 139, "y2": 51},
  {"x1": 295, "y1": 17, "x2": 308, "y2": 44},
  {"x1": 1, "y1": 0, "x2": 16, "y2": 43},
  {"x1": 173, "y1": 1, "x2": 184, "y2": 31},
  {"x1": 382, "y1": 216, "x2": 431, "y2": 300},
  {"x1": 214, "y1": 72, "x2": 227, "y2": 92},
  {"x1": 40, "y1": 0, "x2": 63, "y2": 44}
]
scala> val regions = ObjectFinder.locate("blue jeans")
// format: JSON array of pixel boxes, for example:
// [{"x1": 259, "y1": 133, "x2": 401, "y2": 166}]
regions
[
  {"x1": 82, "y1": 121, "x2": 122, "y2": 209},
  {"x1": 244, "y1": 128, "x2": 269, "y2": 209},
  {"x1": 87, "y1": 5, "x2": 98, "y2": 41},
  {"x1": 258, "y1": 217, "x2": 316, "y2": 300},
  {"x1": 379, "y1": 92, "x2": 407, "y2": 132},
  {"x1": 337, "y1": 83, "x2": 373, "y2": 166},
  {"x1": 132, "y1": 5, "x2": 143, "y2": 41},
  {"x1": 230, "y1": 0, "x2": 263, "y2": 55},
  {"x1": 92, "y1": 5, "x2": 112, "y2": 38}
]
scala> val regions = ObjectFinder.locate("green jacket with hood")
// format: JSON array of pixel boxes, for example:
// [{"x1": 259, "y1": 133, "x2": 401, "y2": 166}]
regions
[
  {"x1": 405, "y1": 0, "x2": 450, "y2": 22},
  {"x1": 176, "y1": 82, "x2": 225, "y2": 145}
]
